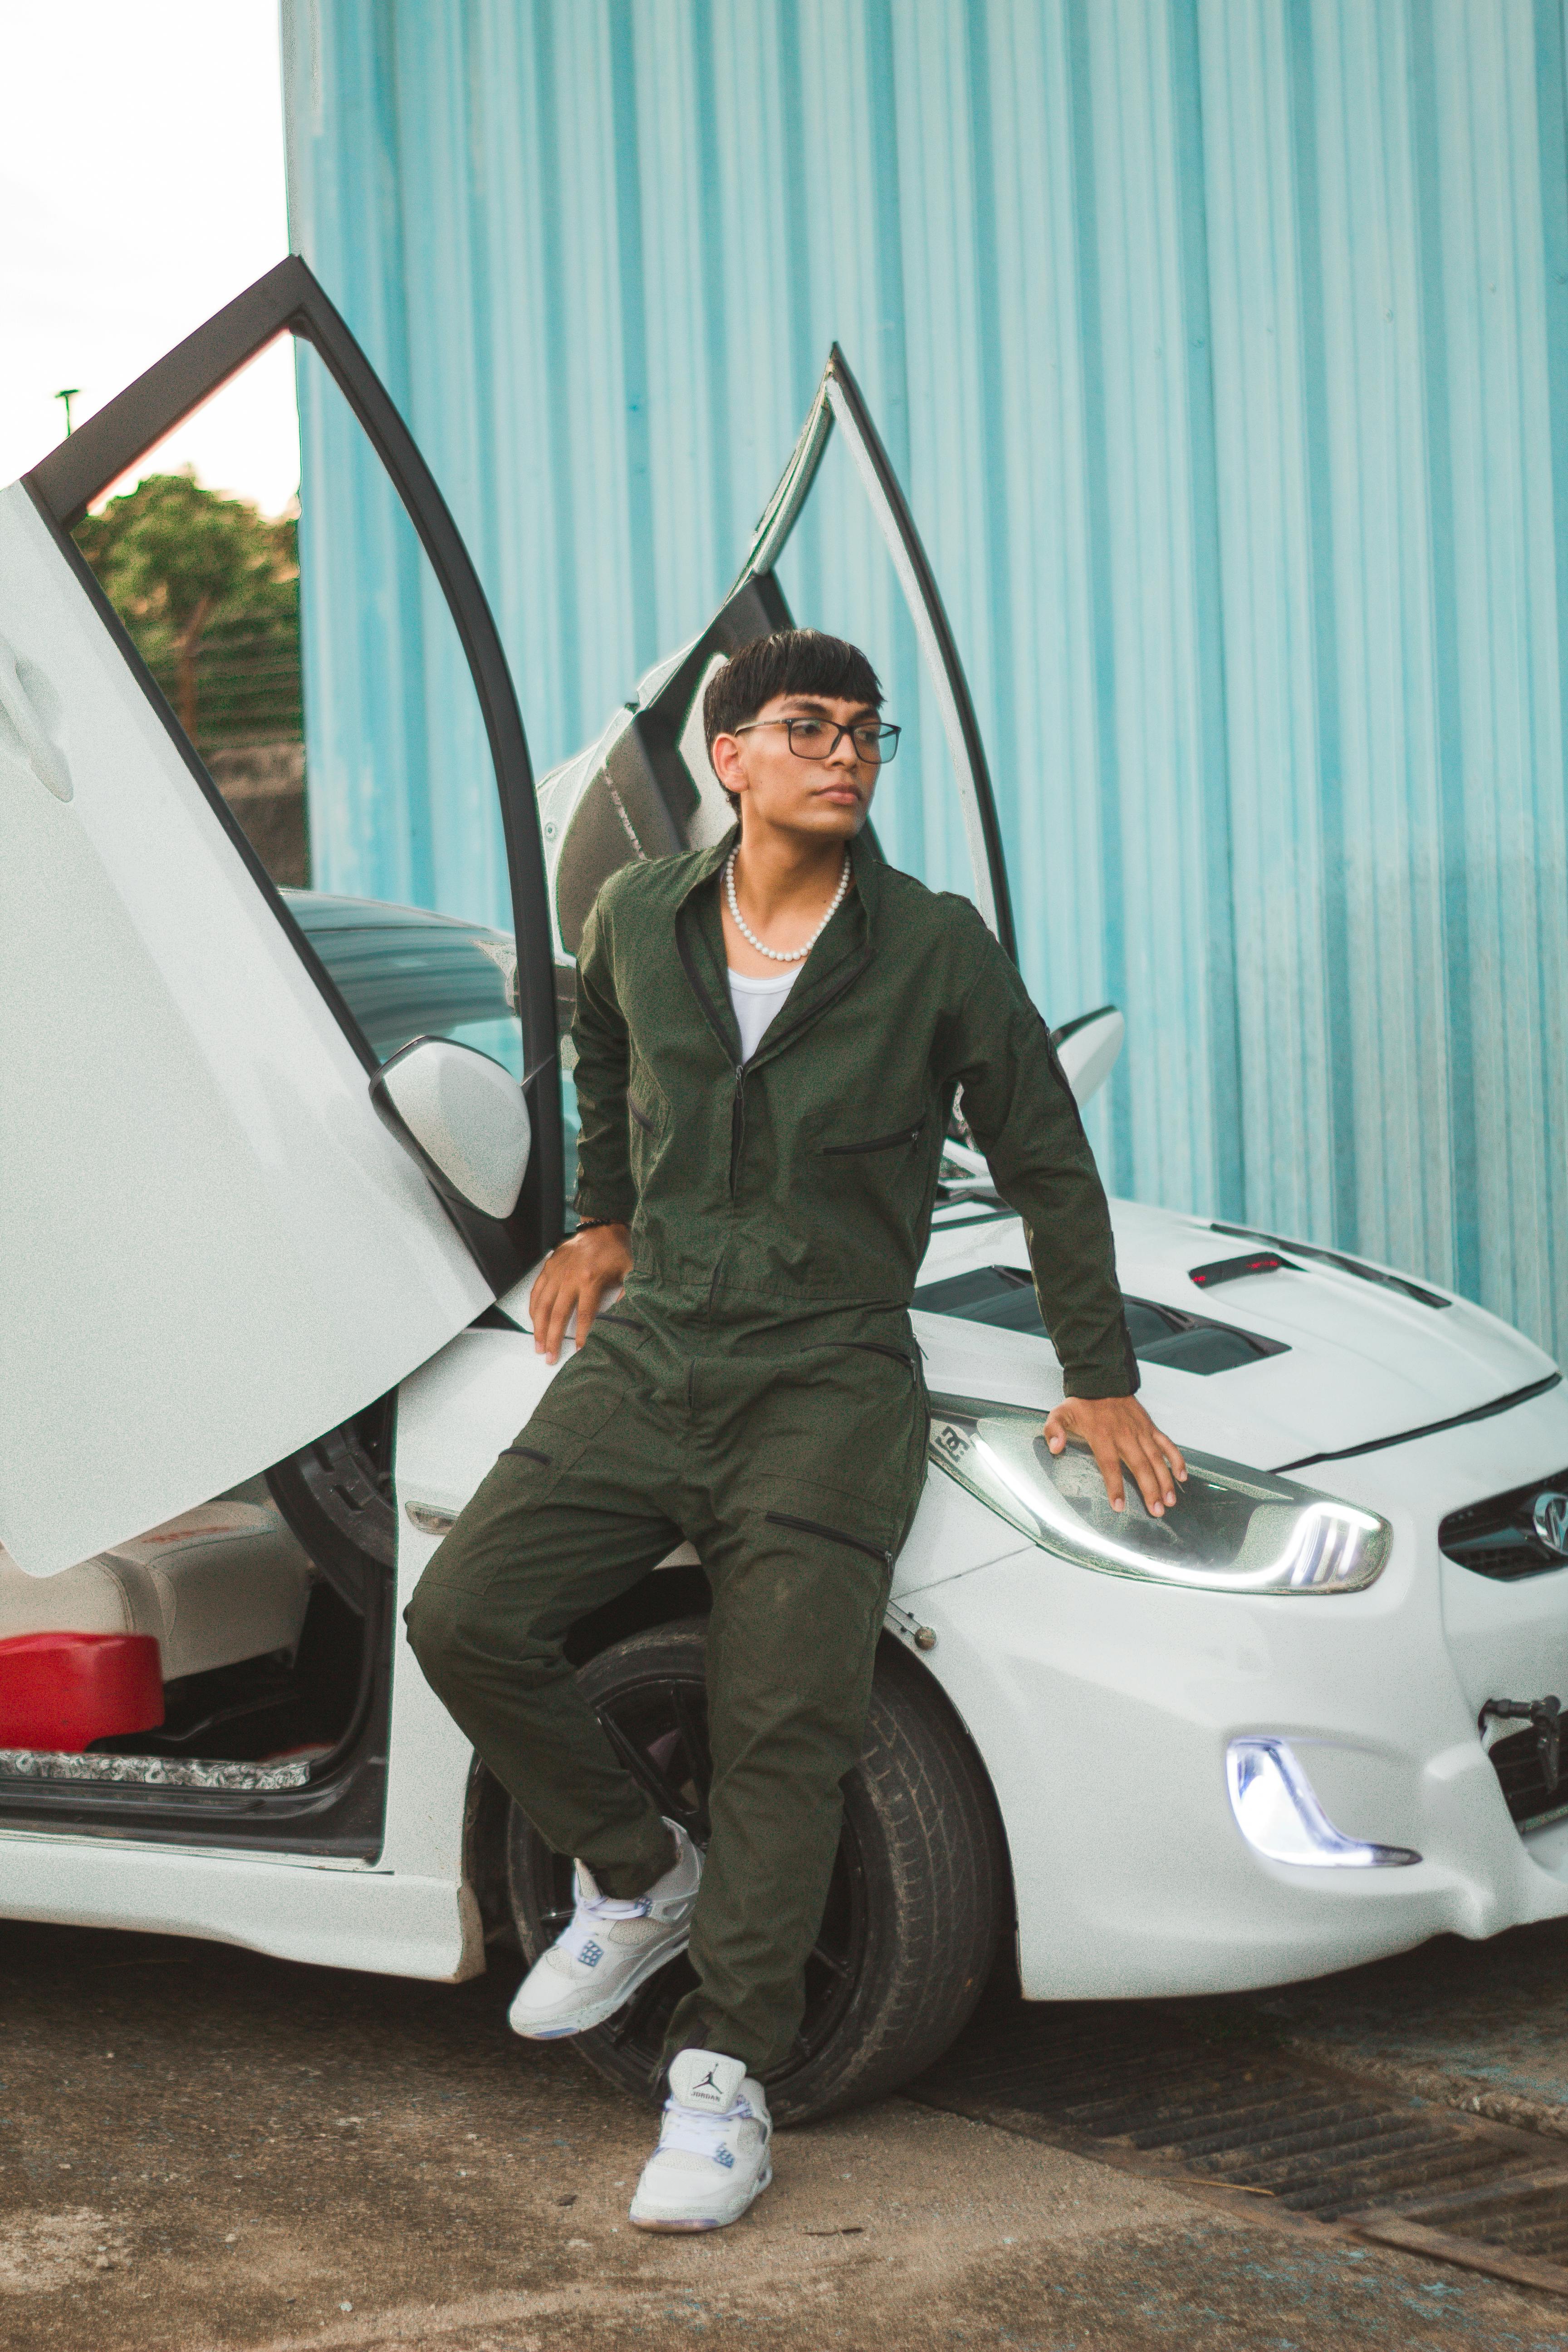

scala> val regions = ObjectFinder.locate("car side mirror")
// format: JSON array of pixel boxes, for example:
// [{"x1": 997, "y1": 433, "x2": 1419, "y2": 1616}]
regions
[
  {"x1": 369, "y1": 1037, "x2": 531, "y2": 1220},
  {"x1": 1050, "y1": 1004, "x2": 1125, "y2": 1107}
]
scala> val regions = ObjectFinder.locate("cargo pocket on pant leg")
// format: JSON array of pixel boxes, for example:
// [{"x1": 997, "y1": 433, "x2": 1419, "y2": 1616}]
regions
[
  {"x1": 754, "y1": 1503, "x2": 897, "y2": 1713},
  {"x1": 761, "y1": 1509, "x2": 893, "y2": 1571}
]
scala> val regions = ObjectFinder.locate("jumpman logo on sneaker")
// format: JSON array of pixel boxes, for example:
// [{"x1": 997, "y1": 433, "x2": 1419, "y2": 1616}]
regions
[{"x1": 692, "y1": 2065, "x2": 725, "y2": 2099}]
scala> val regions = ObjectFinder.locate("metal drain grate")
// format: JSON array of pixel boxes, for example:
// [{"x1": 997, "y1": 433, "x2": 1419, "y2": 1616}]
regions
[
  {"x1": 1364, "y1": 2168, "x2": 1568, "y2": 2263},
  {"x1": 911, "y1": 1999, "x2": 1568, "y2": 2292}
]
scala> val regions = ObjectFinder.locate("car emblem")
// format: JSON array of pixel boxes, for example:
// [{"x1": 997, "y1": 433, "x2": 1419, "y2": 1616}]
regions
[{"x1": 1533, "y1": 1491, "x2": 1568, "y2": 1557}]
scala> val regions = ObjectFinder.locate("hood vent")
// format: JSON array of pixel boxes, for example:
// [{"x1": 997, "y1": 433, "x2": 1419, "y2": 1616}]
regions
[
  {"x1": 912, "y1": 1265, "x2": 1288, "y2": 1377},
  {"x1": 1210, "y1": 1222, "x2": 1451, "y2": 1310}
]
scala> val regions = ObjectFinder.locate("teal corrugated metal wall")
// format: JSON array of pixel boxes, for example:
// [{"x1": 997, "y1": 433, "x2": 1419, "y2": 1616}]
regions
[{"x1": 282, "y1": 0, "x2": 1568, "y2": 1358}]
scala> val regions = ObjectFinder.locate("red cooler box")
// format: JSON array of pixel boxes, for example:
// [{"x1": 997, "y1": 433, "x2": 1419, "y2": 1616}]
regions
[{"x1": 0, "y1": 1632, "x2": 164, "y2": 1752}]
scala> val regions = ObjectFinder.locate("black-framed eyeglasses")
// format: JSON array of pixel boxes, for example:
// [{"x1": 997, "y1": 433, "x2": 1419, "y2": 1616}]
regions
[{"x1": 732, "y1": 715, "x2": 901, "y2": 764}]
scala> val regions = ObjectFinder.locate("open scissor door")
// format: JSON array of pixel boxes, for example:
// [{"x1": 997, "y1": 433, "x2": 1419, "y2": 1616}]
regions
[
  {"x1": 1, "y1": 259, "x2": 560, "y2": 1576},
  {"x1": 539, "y1": 346, "x2": 1015, "y2": 967}
]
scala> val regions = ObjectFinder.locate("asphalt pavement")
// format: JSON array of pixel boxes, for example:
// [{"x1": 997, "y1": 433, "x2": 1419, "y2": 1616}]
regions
[{"x1": 6, "y1": 1913, "x2": 1568, "y2": 2350}]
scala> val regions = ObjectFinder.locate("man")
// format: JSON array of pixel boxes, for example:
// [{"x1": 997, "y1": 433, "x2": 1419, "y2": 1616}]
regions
[{"x1": 406, "y1": 628, "x2": 1185, "y2": 2233}]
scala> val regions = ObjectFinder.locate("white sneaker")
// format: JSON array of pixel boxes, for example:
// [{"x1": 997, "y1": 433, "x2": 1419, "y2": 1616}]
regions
[
  {"x1": 628, "y1": 2049, "x2": 774, "y2": 2232},
  {"x1": 508, "y1": 1819, "x2": 701, "y2": 2041}
]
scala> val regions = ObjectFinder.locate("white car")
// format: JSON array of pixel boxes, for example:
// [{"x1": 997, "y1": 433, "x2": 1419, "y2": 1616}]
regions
[{"x1": 5, "y1": 264, "x2": 1568, "y2": 2126}]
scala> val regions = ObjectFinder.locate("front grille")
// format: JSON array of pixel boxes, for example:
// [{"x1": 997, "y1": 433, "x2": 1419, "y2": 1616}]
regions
[
  {"x1": 1488, "y1": 1722, "x2": 1568, "y2": 1829},
  {"x1": 1439, "y1": 1466, "x2": 1568, "y2": 1582}
]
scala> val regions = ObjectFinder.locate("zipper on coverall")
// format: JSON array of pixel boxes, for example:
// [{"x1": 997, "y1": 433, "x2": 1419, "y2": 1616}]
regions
[
  {"x1": 675, "y1": 898, "x2": 873, "y2": 1314},
  {"x1": 730, "y1": 1061, "x2": 746, "y2": 1196}
]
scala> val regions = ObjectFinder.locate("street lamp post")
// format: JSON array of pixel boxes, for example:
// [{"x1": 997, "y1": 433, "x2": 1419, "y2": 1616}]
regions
[{"x1": 55, "y1": 389, "x2": 81, "y2": 437}]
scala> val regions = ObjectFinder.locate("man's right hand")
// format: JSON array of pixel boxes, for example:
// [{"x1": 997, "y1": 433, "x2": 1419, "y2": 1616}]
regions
[{"x1": 528, "y1": 1223, "x2": 633, "y2": 1363}]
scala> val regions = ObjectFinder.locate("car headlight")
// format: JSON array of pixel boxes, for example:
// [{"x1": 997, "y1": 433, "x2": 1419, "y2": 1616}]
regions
[{"x1": 927, "y1": 1396, "x2": 1391, "y2": 1595}]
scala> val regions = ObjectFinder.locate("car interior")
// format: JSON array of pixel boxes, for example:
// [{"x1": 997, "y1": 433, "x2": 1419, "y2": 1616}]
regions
[
  {"x1": 0, "y1": 1387, "x2": 397, "y2": 1798},
  {"x1": 0, "y1": 1494, "x2": 330, "y2": 1773}
]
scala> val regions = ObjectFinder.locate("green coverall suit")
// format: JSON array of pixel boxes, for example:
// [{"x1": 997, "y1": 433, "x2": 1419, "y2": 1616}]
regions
[{"x1": 405, "y1": 826, "x2": 1136, "y2": 2078}]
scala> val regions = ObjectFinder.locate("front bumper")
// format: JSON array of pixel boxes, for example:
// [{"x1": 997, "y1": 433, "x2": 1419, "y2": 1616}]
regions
[{"x1": 902, "y1": 1381, "x2": 1568, "y2": 2001}]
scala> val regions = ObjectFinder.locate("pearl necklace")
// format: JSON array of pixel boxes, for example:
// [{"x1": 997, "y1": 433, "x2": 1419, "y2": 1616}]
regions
[{"x1": 724, "y1": 847, "x2": 850, "y2": 964}]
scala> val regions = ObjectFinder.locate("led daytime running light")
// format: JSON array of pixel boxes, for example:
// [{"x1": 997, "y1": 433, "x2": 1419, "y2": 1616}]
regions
[{"x1": 1227, "y1": 1737, "x2": 1420, "y2": 1868}]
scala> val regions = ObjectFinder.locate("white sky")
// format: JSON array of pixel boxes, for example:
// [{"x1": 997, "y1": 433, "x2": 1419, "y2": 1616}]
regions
[{"x1": 0, "y1": 1, "x2": 299, "y2": 515}]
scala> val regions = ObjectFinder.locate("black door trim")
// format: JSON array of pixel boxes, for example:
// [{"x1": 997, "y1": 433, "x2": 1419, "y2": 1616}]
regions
[
  {"x1": 819, "y1": 348, "x2": 1016, "y2": 963},
  {"x1": 23, "y1": 255, "x2": 563, "y2": 1279},
  {"x1": 722, "y1": 347, "x2": 1016, "y2": 962}
]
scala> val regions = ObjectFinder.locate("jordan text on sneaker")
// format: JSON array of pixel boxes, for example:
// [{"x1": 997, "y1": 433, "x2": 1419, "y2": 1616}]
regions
[
  {"x1": 508, "y1": 1819, "x2": 701, "y2": 2040},
  {"x1": 628, "y1": 2049, "x2": 774, "y2": 2232}
]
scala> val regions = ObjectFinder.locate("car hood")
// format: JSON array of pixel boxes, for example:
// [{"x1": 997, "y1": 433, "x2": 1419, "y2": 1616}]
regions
[{"x1": 916, "y1": 1196, "x2": 1558, "y2": 1473}]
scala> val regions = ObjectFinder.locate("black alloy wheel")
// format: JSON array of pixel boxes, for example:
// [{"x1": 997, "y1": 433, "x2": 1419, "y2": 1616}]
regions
[{"x1": 505, "y1": 1617, "x2": 1007, "y2": 2125}]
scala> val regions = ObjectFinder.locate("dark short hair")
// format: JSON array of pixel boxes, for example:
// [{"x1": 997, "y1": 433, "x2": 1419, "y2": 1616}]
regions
[{"x1": 703, "y1": 630, "x2": 883, "y2": 780}]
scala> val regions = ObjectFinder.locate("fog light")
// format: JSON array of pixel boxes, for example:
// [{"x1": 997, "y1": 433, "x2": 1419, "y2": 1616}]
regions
[{"x1": 1226, "y1": 1737, "x2": 1420, "y2": 1868}]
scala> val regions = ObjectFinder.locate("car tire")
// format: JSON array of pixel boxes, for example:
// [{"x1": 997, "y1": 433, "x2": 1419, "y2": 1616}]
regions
[{"x1": 505, "y1": 1614, "x2": 1006, "y2": 2125}]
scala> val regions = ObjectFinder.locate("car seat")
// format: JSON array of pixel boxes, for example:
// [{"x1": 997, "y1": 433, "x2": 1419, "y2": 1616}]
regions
[{"x1": 0, "y1": 1485, "x2": 315, "y2": 1685}]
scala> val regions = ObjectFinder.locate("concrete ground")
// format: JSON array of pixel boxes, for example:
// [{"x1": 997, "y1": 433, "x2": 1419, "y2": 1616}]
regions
[{"x1": 7, "y1": 1917, "x2": 1568, "y2": 2351}]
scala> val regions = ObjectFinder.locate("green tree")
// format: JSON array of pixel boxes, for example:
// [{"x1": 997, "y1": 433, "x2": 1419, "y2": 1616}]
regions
[{"x1": 76, "y1": 470, "x2": 301, "y2": 748}]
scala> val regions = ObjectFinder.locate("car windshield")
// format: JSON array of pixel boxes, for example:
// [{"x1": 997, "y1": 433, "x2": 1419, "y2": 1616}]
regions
[
  {"x1": 284, "y1": 891, "x2": 580, "y2": 1207},
  {"x1": 284, "y1": 892, "x2": 522, "y2": 1075}
]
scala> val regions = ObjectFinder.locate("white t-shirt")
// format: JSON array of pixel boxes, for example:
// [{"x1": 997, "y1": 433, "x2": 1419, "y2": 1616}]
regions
[{"x1": 728, "y1": 965, "x2": 799, "y2": 1061}]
